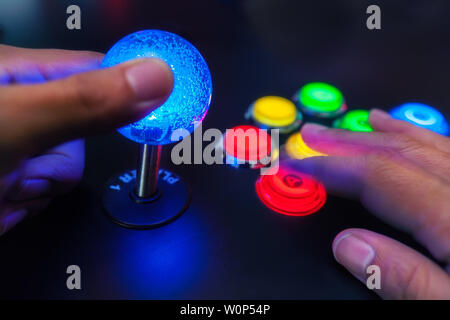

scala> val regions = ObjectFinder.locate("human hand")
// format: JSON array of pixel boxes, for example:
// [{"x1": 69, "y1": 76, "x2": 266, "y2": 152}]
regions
[
  {"x1": 0, "y1": 45, "x2": 173, "y2": 235},
  {"x1": 286, "y1": 109, "x2": 450, "y2": 299}
]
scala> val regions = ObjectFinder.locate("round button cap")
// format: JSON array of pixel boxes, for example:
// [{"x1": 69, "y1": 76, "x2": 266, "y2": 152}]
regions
[
  {"x1": 251, "y1": 96, "x2": 298, "y2": 127},
  {"x1": 296, "y1": 82, "x2": 346, "y2": 117},
  {"x1": 285, "y1": 132, "x2": 327, "y2": 160},
  {"x1": 256, "y1": 167, "x2": 327, "y2": 216},
  {"x1": 390, "y1": 103, "x2": 449, "y2": 135},
  {"x1": 224, "y1": 125, "x2": 271, "y2": 162},
  {"x1": 333, "y1": 109, "x2": 373, "y2": 132},
  {"x1": 102, "y1": 30, "x2": 213, "y2": 145}
]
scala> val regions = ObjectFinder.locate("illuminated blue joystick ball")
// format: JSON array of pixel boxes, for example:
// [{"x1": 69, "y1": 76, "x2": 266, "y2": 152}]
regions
[
  {"x1": 390, "y1": 103, "x2": 449, "y2": 136},
  {"x1": 102, "y1": 30, "x2": 213, "y2": 145}
]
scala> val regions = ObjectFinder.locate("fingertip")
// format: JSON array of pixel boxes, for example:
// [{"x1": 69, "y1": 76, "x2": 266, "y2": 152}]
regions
[
  {"x1": 5, "y1": 179, "x2": 51, "y2": 202},
  {"x1": 370, "y1": 108, "x2": 391, "y2": 120},
  {"x1": 332, "y1": 229, "x2": 377, "y2": 280},
  {"x1": 20, "y1": 151, "x2": 84, "y2": 196},
  {"x1": 301, "y1": 123, "x2": 328, "y2": 142},
  {"x1": 332, "y1": 228, "x2": 357, "y2": 254},
  {"x1": 332, "y1": 228, "x2": 377, "y2": 258},
  {"x1": 333, "y1": 228, "x2": 450, "y2": 299},
  {"x1": 124, "y1": 58, "x2": 174, "y2": 104},
  {"x1": 369, "y1": 108, "x2": 393, "y2": 130},
  {"x1": 0, "y1": 209, "x2": 28, "y2": 236},
  {"x1": 300, "y1": 123, "x2": 335, "y2": 155}
]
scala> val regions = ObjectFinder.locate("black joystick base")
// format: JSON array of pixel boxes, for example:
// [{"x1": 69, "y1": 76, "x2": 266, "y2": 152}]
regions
[{"x1": 102, "y1": 168, "x2": 191, "y2": 229}]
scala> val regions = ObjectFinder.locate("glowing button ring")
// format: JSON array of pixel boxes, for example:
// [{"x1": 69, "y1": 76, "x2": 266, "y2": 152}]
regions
[
  {"x1": 294, "y1": 82, "x2": 347, "y2": 118},
  {"x1": 390, "y1": 103, "x2": 449, "y2": 136},
  {"x1": 101, "y1": 30, "x2": 212, "y2": 229},
  {"x1": 256, "y1": 168, "x2": 327, "y2": 216}
]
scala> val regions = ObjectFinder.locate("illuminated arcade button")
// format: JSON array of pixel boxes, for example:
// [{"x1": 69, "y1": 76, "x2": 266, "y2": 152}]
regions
[
  {"x1": 333, "y1": 109, "x2": 373, "y2": 132},
  {"x1": 284, "y1": 132, "x2": 327, "y2": 160},
  {"x1": 255, "y1": 167, "x2": 326, "y2": 216},
  {"x1": 294, "y1": 82, "x2": 346, "y2": 118},
  {"x1": 223, "y1": 125, "x2": 277, "y2": 169},
  {"x1": 245, "y1": 96, "x2": 302, "y2": 133},
  {"x1": 390, "y1": 103, "x2": 449, "y2": 136},
  {"x1": 102, "y1": 30, "x2": 212, "y2": 145}
]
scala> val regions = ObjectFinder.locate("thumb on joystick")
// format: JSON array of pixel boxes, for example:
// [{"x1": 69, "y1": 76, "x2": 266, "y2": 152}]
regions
[{"x1": 0, "y1": 58, "x2": 173, "y2": 170}]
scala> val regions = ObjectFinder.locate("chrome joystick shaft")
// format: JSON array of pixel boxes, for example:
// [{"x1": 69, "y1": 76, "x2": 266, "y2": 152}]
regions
[
  {"x1": 135, "y1": 144, "x2": 162, "y2": 199},
  {"x1": 103, "y1": 143, "x2": 191, "y2": 228}
]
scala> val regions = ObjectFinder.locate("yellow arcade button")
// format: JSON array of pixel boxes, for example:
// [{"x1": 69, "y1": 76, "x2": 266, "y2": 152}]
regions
[
  {"x1": 252, "y1": 96, "x2": 297, "y2": 127},
  {"x1": 285, "y1": 132, "x2": 327, "y2": 160}
]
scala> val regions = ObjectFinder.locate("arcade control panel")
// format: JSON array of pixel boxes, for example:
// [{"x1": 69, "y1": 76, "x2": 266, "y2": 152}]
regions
[{"x1": 0, "y1": 0, "x2": 449, "y2": 301}]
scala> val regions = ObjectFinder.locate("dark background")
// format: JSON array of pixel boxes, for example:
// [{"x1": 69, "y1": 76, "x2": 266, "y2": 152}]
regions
[{"x1": 0, "y1": 0, "x2": 449, "y2": 299}]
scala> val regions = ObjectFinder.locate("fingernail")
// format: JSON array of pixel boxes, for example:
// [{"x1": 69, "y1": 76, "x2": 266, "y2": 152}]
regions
[
  {"x1": 332, "y1": 232, "x2": 376, "y2": 280},
  {"x1": 0, "y1": 209, "x2": 27, "y2": 236},
  {"x1": 370, "y1": 109, "x2": 391, "y2": 120},
  {"x1": 301, "y1": 123, "x2": 328, "y2": 136},
  {"x1": 125, "y1": 58, "x2": 173, "y2": 102},
  {"x1": 6, "y1": 179, "x2": 51, "y2": 202}
]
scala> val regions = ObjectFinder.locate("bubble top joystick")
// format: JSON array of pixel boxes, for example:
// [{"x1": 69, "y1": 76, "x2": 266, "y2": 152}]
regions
[
  {"x1": 102, "y1": 30, "x2": 213, "y2": 145},
  {"x1": 102, "y1": 30, "x2": 212, "y2": 229}
]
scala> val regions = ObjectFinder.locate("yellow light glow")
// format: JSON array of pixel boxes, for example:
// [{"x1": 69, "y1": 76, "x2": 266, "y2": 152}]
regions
[
  {"x1": 285, "y1": 132, "x2": 327, "y2": 160},
  {"x1": 252, "y1": 96, "x2": 297, "y2": 127}
]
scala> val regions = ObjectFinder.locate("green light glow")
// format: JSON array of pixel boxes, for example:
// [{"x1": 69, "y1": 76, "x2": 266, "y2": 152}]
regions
[
  {"x1": 333, "y1": 109, "x2": 373, "y2": 132},
  {"x1": 298, "y1": 82, "x2": 344, "y2": 113}
]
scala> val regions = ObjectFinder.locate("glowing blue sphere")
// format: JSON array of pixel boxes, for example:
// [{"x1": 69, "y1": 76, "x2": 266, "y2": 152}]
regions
[
  {"x1": 390, "y1": 103, "x2": 449, "y2": 136},
  {"x1": 102, "y1": 30, "x2": 212, "y2": 145}
]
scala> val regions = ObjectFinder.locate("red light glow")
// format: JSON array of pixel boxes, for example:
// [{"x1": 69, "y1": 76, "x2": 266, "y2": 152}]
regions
[
  {"x1": 255, "y1": 167, "x2": 326, "y2": 216},
  {"x1": 224, "y1": 125, "x2": 271, "y2": 162}
]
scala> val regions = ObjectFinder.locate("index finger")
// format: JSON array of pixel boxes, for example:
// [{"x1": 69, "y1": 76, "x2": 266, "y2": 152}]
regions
[{"x1": 0, "y1": 45, "x2": 104, "y2": 83}]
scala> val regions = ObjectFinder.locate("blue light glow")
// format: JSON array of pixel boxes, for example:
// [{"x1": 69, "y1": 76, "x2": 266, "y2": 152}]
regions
[
  {"x1": 390, "y1": 103, "x2": 449, "y2": 136},
  {"x1": 102, "y1": 30, "x2": 213, "y2": 145},
  {"x1": 110, "y1": 212, "x2": 209, "y2": 298}
]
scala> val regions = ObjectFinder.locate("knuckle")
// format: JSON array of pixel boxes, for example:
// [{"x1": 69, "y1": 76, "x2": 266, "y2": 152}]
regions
[
  {"x1": 365, "y1": 151, "x2": 395, "y2": 175},
  {"x1": 382, "y1": 259, "x2": 429, "y2": 299},
  {"x1": 52, "y1": 158, "x2": 83, "y2": 187},
  {"x1": 389, "y1": 134, "x2": 422, "y2": 154},
  {"x1": 67, "y1": 69, "x2": 132, "y2": 117},
  {"x1": 362, "y1": 151, "x2": 408, "y2": 190},
  {"x1": 400, "y1": 264, "x2": 430, "y2": 299},
  {"x1": 420, "y1": 206, "x2": 450, "y2": 262},
  {"x1": 68, "y1": 73, "x2": 106, "y2": 113},
  {"x1": 364, "y1": 133, "x2": 424, "y2": 167}
]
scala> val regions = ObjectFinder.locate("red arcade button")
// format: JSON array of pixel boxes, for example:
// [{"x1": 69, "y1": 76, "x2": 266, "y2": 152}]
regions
[
  {"x1": 224, "y1": 125, "x2": 271, "y2": 162},
  {"x1": 255, "y1": 167, "x2": 327, "y2": 216}
]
